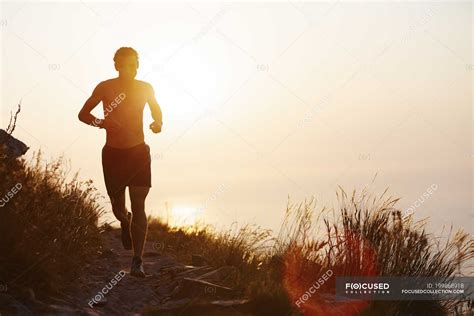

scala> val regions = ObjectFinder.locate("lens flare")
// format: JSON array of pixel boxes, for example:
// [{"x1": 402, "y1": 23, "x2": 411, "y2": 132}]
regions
[{"x1": 282, "y1": 231, "x2": 379, "y2": 316}]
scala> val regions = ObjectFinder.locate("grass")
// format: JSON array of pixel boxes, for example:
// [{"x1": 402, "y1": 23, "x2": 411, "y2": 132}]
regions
[
  {"x1": 147, "y1": 189, "x2": 473, "y2": 316},
  {"x1": 0, "y1": 149, "x2": 103, "y2": 300}
]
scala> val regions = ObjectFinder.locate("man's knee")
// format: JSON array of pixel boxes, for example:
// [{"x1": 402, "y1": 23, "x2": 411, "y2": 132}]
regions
[
  {"x1": 131, "y1": 210, "x2": 147, "y2": 222},
  {"x1": 110, "y1": 188, "x2": 126, "y2": 205},
  {"x1": 111, "y1": 199, "x2": 125, "y2": 209},
  {"x1": 109, "y1": 190, "x2": 127, "y2": 221},
  {"x1": 129, "y1": 186, "x2": 150, "y2": 202}
]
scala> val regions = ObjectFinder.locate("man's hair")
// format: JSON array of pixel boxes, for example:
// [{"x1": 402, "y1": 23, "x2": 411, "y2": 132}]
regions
[{"x1": 113, "y1": 47, "x2": 139, "y2": 66}]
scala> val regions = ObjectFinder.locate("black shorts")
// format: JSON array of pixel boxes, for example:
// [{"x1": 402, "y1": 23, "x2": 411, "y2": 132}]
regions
[{"x1": 101, "y1": 142, "x2": 151, "y2": 197}]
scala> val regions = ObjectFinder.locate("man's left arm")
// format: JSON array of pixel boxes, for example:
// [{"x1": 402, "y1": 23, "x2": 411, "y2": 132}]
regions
[{"x1": 147, "y1": 83, "x2": 162, "y2": 134}]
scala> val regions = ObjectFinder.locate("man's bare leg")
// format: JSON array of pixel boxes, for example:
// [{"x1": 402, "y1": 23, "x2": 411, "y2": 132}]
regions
[
  {"x1": 110, "y1": 188, "x2": 132, "y2": 250},
  {"x1": 129, "y1": 186, "x2": 149, "y2": 260},
  {"x1": 110, "y1": 188, "x2": 127, "y2": 222}
]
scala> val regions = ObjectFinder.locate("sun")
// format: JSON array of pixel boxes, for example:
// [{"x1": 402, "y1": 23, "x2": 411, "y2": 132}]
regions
[{"x1": 169, "y1": 206, "x2": 203, "y2": 227}]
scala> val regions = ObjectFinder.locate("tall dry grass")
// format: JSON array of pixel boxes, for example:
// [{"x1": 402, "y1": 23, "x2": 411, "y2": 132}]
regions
[
  {"x1": 276, "y1": 189, "x2": 473, "y2": 315},
  {"x1": 147, "y1": 188, "x2": 473, "y2": 315},
  {"x1": 0, "y1": 149, "x2": 103, "y2": 298}
]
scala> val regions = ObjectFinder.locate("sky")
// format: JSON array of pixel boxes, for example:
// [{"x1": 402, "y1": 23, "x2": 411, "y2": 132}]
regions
[{"x1": 1, "y1": 1, "x2": 472, "y2": 236}]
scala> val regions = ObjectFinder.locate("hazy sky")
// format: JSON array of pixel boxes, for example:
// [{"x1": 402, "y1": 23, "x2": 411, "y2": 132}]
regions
[{"x1": 1, "y1": 1, "x2": 472, "y2": 235}]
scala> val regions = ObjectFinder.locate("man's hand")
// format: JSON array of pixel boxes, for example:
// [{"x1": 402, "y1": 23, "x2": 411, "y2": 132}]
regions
[
  {"x1": 146, "y1": 84, "x2": 163, "y2": 134},
  {"x1": 149, "y1": 121, "x2": 162, "y2": 134}
]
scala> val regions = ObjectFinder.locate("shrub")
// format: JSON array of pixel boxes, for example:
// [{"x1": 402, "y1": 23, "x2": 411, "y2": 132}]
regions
[
  {"x1": 147, "y1": 189, "x2": 473, "y2": 316},
  {"x1": 0, "y1": 150, "x2": 103, "y2": 298}
]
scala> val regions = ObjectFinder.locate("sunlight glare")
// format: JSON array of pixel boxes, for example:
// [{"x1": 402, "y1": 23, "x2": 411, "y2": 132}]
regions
[{"x1": 169, "y1": 206, "x2": 203, "y2": 228}]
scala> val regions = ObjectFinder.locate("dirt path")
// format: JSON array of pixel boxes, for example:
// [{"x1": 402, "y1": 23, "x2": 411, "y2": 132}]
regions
[
  {"x1": 22, "y1": 229, "x2": 253, "y2": 316},
  {"x1": 47, "y1": 229, "x2": 182, "y2": 315}
]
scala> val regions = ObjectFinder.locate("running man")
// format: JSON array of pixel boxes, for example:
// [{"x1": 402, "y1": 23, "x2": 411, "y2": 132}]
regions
[{"x1": 78, "y1": 47, "x2": 162, "y2": 277}]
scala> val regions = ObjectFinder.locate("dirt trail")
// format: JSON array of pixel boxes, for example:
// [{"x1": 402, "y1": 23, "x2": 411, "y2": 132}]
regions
[
  {"x1": 16, "y1": 229, "x2": 253, "y2": 316},
  {"x1": 48, "y1": 229, "x2": 181, "y2": 315}
]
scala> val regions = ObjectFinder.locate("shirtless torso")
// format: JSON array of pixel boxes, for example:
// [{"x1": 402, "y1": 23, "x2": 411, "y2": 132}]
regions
[
  {"x1": 100, "y1": 78, "x2": 151, "y2": 148},
  {"x1": 79, "y1": 77, "x2": 162, "y2": 149}
]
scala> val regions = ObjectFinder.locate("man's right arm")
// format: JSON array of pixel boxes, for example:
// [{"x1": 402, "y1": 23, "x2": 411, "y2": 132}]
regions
[{"x1": 78, "y1": 82, "x2": 105, "y2": 128}]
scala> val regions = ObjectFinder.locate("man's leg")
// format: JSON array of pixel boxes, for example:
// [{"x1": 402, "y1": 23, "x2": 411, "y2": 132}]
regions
[
  {"x1": 129, "y1": 186, "x2": 149, "y2": 259},
  {"x1": 110, "y1": 187, "x2": 132, "y2": 250},
  {"x1": 110, "y1": 188, "x2": 127, "y2": 223}
]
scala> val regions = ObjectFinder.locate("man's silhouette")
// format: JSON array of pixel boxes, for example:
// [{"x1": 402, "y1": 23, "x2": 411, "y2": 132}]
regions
[{"x1": 78, "y1": 47, "x2": 162, "y2": 277}]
